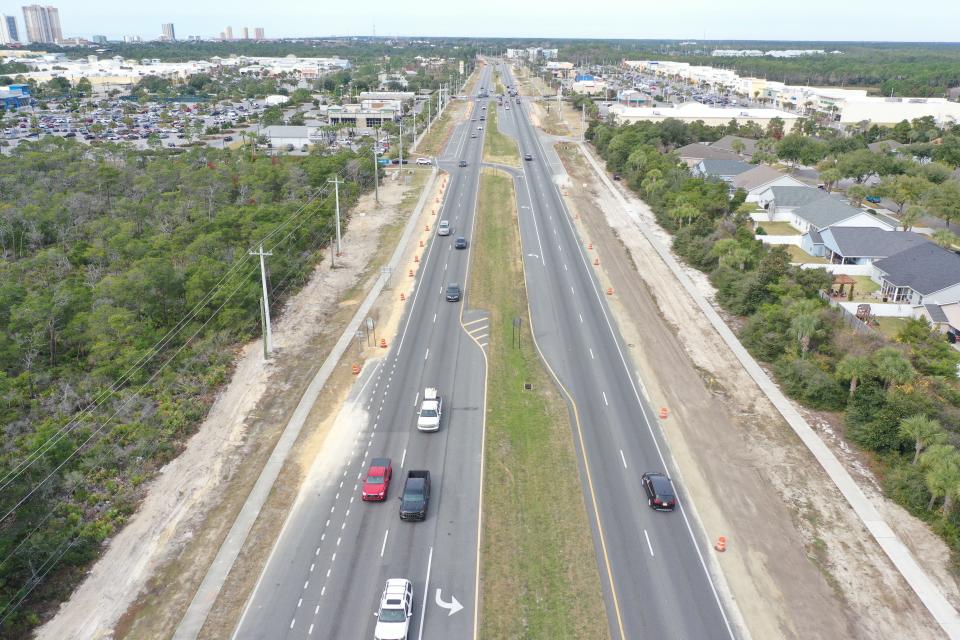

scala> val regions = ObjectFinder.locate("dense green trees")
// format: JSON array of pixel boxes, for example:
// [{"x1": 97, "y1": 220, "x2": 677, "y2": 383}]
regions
[
  {"x1": 0, "y1": 138, "x2": 376, "y2": 633},
  {"x1": 588, "y1": 116, "x2": 960, "y2": 571}
]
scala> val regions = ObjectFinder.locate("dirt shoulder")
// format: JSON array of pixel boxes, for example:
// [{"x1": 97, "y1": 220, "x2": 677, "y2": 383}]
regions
[
  {"x1": 553, "y1": 141, "x2": 945, "y2": 640},
  {"x1": 34, "y1": 168, "x2": 438, "y2": 640}
]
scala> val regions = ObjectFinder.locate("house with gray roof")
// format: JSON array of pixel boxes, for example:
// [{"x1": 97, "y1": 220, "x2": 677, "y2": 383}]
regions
[
  {"x1": 757, "y1": 185, "x2": 829, "y2": 215},
  {"x1": 873, "y1": 243, "x2": 960, "y2": 305},
  {"x1": 711, "y1": 135, "x2": 758, "y2": 158},
  {"x1": 729, "y1": 165, "x2": 805, "y2": 201},
  {"x1": 820, "y1": 227, "x2": 930, "y2": 265},
  {"x1": 795, "y1": 196, "x2": 898, "y2": 256},
  {"x1": 692, "y1": 158, "x2": 753, "y2": 183},
  {"x1": 868, "y1": 139, "x2": 905, "y2": 154},
  {"x1": 676, "y1": 142, "x2": 740, "y2": 167}
]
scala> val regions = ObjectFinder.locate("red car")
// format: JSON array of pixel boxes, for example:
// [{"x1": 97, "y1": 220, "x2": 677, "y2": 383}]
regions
[{"x1": 362, "y1": 457, "x2": 393, "y2": 501}]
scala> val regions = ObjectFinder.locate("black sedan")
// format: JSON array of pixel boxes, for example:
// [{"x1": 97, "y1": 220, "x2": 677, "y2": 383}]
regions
[
  {"x1": 454, "y1": 237, "x2": 467, "y2": 249},
  {"x1": 641, "y1": 472, "x2": 676, "y2": 511}
]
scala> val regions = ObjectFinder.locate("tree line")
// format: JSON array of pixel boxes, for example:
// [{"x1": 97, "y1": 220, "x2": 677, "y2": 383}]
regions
[{"x1": 0, "y1": 138, "x2": 376, "y2": 635}]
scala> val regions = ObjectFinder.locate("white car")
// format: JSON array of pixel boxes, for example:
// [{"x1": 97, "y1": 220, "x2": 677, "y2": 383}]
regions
[
  {"x1": 417, "y1": 387, "x2": 442, "y2": 432},
  {"x1": 416, "y1": 157, "x2": 432, "y2": 166},
  {"x1": 374, "y1": 578, "x2": 413, "y2": 640},
  {"x1": 437, "y1": 220, "x2": 451, "y2": 236}
]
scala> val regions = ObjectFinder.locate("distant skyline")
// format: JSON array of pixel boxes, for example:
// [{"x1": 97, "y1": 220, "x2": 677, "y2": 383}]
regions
[{"x1": 2, "y1": 0, "x2": 958, "y2": 42}]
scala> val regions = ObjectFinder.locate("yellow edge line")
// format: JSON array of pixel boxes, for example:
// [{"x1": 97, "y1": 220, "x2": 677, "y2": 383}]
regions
[{"x1": 515, "y1": 173, "x2": 628, "y2": 639}]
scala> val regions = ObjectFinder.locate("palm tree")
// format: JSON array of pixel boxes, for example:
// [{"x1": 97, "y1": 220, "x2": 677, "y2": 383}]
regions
[
  {"x1": 921, "y1": 445, "x2": 960, "y2": 512},
  {"x1": 899, "y1": 415, "x2": 945, "y2": 464},
  {"x1": 669, "y1": 203, "x2": 700, "y2": 229},
  {"x1": 789, "y1": 300, "x2": 821, "y2": 356},
  {"x1": 711, "y1": 238, "x2": 738, "y2": 268},
  {"x1": 931, "y1": 229, "x2": 958, "y2": 249},
  {"x1": 847, "y1": 184, "x2": 867, "y2": 208},
  {"x1": 640, "y1": 169, "x2": 663, "y2": 195},
  {"x1": 835, "y1": 355, "x2": 872, "y2": 398},
  {"x1": 731, "y1": 139, "x2": 746, "y2": 156},
  {"x1": 871, "y1": 347, "x2": 916, "y2": 390},
  {"x1": 900, "y1": 205, "x2": 924, "y2": 232}
]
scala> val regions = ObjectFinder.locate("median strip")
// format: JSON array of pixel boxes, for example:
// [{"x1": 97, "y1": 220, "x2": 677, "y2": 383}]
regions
[{"x1": 471, "y1": 168, "x2": 609, "y2": 639}]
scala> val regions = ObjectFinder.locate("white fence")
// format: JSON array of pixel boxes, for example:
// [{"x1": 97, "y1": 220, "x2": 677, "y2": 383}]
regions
[
  {"x1": 794, "y1": 262, "x2": 876, "y2": 277},
  {"x1": 838, "y1": 301, "x2": 915, "y2": 318},
  {"x1": 758, "y1": 235, "x2": 802, "y2": 246},
  {"x1": 750, "y1": 212, "x2": 792, "y2": 223}
]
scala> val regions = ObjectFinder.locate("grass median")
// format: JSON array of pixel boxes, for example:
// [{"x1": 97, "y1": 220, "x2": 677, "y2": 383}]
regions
[
  {"x1": 472, "y1": 168, "x2": 609, "y2": 639},
  {"x1": 483, "y1": 107, "x2": 521, "y2": 167}
]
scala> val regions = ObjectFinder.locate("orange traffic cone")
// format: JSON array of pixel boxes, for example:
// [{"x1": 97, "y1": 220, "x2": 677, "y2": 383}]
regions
[
  {"x1": 400, "y1": 292, "x2": 406, "y2": 301},
  {"x1": 606, "y1": 287, "x2": 614, "y2": 296},
  {"x1": 659, "y1": 407, "x2": 669, "y2": 419},
  {"x1": 715, "y1": 537, "x2": 727, "y2": 552},
  {"x1": 594, "y1": 257, "x2": 600, "y2": 266},
  {"x1": 351, "y1": 364, "x2": 360, "y2": 375},
  {"x1": 380, "y1": 338, "x2": 387, "y2": 349}
]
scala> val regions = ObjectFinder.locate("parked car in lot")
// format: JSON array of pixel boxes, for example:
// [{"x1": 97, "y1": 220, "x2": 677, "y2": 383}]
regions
[
  {"x1": 362, "y1": 457, "x2": 393, "y2": 501},
  {"x1": 642, "y1": 472, "x2": 676, "y2": 511},
  {"x1": 374, "y1": 578, "x2": 413, "y2": 640}
]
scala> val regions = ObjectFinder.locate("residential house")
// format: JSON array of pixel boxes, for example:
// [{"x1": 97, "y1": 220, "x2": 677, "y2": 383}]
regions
[
  {"x1": 917, "y1": 302, "x2": 960, "y2": 340},
  {"x1": 691, "y1": 158, "x2": 753, "y2": 183},
  {"x1": 711, "y1": 135, "x2": 758, "y2": 158},
  {"x1": 873, "y1": 243, "x2": 960, "y2": 305},
  {"x1": 757, "y1": 185, "x2": 830, "y2": 216},
  {"x1": 819, "y1": 227, "x2": 929, "y2": 265},
  {"x1": 795, "y1": 197, "x2": 897, "y2": 255},
  {"x1": 729, "y1": 165, "x2": 805, "y2": 201},
  {"x1": 675, "y1": 142, "x2": 740, "y2": 167}
]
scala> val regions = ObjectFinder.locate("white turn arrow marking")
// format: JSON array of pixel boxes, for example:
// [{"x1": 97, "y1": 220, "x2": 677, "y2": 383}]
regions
[
  {"x1": 434, "y1": 588, "x2": 463, "y2": 616},
  {"x1": 527, "y1": 253, "x2": 539, "y2": 259}
]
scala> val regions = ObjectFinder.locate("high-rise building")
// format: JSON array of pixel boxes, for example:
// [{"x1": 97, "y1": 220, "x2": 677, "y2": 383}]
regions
[
  {"x1": 0, "y1": 14, "x2": 20, "y2": 44},
  {"x1": 91, "y1": 34, "x2": 106, "y2": 44},
  {"x1": 224, "y1": 25, "x2": 233, "y2": 40},
  {"x1": 254, "y1": 27, "x2": 264, "y2": 40},
  {"x1": 241, "y1": 26, "x2": 248, "y2": 40},
  {"x1": 161, "y1": 22, "x2": 175, "y2": 41},
  {"x1": 21, "y1": 4, "x2": 61, "y2": 43}
]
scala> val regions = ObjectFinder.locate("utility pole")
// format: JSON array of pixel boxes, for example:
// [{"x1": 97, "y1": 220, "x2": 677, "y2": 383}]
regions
[
  {"x1": 581, "y1": 103, "x2": 586, "y2": 142},
  {"x1": 250, "y1": 244, "x2": 273, "y2": 356},
  {"x1": 328, "y1": 177, "x2": 343, "y2": 255},
  {"x1": 398, "y1": 118, "x2": 403, "y2": 174},
  {"x1": 426, "y1": 96, "x2": 432, "y2": 133},
  {"x1": 373, "y1": 126, "x2": 380, "y2": 205}
]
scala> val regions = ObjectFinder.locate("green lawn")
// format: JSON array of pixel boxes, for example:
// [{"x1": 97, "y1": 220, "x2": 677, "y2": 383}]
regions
[
  {"x1": 756, "y1": 221, "x2": 800, "y2": 236},
  {"x1": 852, "y1": 276, "x2": 880, "y2": 296},
  {"x1": 786, "y1": 245, "x2": 829, "y2": 264},
  {"x1": 473, "y1": 169, "x2": 609, "y2": 640},
  {"x1": 482, "y1": 107, "x2": 520, "y2": 167},
  {"x1": 877, "y1": 317, "x2": 910, "y2": 340}
]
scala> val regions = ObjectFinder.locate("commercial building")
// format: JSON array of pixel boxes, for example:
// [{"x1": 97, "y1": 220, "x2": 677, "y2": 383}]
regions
[
  {"x1": 261, "y1": 125, "x2": 323, "y2": 150},
  {"x1": 241, "y1": 27, "x2": 248, "y2": 40},
  {"x1": 1, "y1": 14, "x2": 20, "y2": 44},
  {"x1": 608, "y1": 101, "x2": 800, "y2": 132},
  {"x1": 327, "y1": 104, "x2": 397, "y2": 128},
  {"x1": 224, "y1": 25, "x2": 233, "y2": 41},
  {"x1": 161, "y1": 23, "x2": 175, "y2": 41},
  {"x1": 254, "y1": 27, "x2": 264, "y2": 40},
  {"x1": 0, "y1": 83, "x2": 31, "y2": 109},
  {"x1": 21, "y1": 4, "x2": 62, "y2": 44},
  {"x1": 91, "y1": 34, "x2": 106, "y2": 44}
]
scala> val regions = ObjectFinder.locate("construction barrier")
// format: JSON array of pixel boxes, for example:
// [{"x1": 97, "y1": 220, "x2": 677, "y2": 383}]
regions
[
  {"x1": 715, "y1": 536, "x2": 727, "y2": 552},
  {"x1": 400, "y1": 292, "x2": 406, "y2": 301},
  {"x1": 594, "y1": 257, "x2": 600, "y2": 266},
  {"x1": 351, "y1": 364, "x2": 360, "y2": 375},
  {"x1": 414, "y1": 254, "x2": 419, "y2": 263},
  {"x1": 659, "y1": 407, "x2": 669, "y2": 419},
  {"x1": 380, "y1": 338, "x2": 387, "y2": 349}
]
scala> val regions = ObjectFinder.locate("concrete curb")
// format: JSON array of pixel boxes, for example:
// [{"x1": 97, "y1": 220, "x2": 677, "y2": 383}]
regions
[
  {"x1": 577, "y1": 142, "x2": 960, "y2": 640},
  {"x1": 172, "y1": 166, "x2": 439, "y2": 640}
]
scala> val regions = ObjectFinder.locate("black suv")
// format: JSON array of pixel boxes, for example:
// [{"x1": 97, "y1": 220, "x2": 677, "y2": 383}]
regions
[
  {"x1": 454, "y1": 237, "x2": 467, "y2": 249},
  {"x1": 445, "y1": 283, "x2": 461, "y2": 302},
  {"x1": 458, "y1": 160, "x2": 467, "y2": 167},
  {"x1": 641, "y1": 472, "x2": 676, "y2": 511}
]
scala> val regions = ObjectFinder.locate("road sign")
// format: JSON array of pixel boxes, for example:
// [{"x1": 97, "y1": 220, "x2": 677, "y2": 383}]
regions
[{"x1": 434, "y1": 588, "x2": 463, "y2": 616}]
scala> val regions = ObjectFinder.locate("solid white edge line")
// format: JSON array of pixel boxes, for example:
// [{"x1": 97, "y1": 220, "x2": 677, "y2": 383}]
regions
[
  {"x1": 417, "y1": 546, "x2": 434, "y2": 640},
  {"x1": 620, "y1": 449, "x2": 627, "y2": 468}
]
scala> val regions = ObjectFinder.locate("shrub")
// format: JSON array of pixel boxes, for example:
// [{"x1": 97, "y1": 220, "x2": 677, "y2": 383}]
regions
[{"x1": 774, "y1": 355, "x2": 848, "y2": 410}]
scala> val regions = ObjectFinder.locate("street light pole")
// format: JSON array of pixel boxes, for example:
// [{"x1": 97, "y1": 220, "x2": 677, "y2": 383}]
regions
[
  {"x1": 249, "y1": 244, "x2": 273, "y2": 356},
  {"x1": 373, "y1": 126, "x2": 380, "y2": 205}
]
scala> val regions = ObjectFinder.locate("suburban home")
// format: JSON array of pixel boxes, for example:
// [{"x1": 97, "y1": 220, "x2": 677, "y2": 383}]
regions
[
  {"x1": 757, "y1": 185, "x2": 830, "y2": 216},
  {"x1": 711, "y1": 134, "x2": 758, "y2": 158},
  {"x1": 675, "y1": 142, "x2": 741, "y2": 167},
  {"x1": 917, "y1": 302, "x2": 960, "y2": 341},
  {"x1": 819, "y1": 227, "x2": 930, "y2": 265},
  {"x1": 729, "y1": 165, "x2": 806, "y2": 201},
  {"x1": 692, "y1": 158, "x2": 753, "y2": 183},
  {"x1": 796, "y1": 197, "x2": 898, "y2": 255},
  {"x1": 872, "y1": 242, "x2": 960, "y2": 306}
]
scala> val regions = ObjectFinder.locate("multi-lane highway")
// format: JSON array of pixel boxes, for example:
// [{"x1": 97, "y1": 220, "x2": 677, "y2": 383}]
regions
[
  {"x1": 232, "y1": 64, "x2": 493, "y2": 640},
  {"x1": 495, "y1": 60, "x2": 738, "y2": 640}
]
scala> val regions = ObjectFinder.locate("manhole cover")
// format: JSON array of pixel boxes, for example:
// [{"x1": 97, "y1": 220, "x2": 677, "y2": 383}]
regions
[{"x1": 524, "y1": 383, "x2": 532, "y2": 390}]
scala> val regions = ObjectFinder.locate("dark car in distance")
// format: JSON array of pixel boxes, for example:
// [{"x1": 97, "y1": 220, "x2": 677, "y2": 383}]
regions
[
  {"x1": 445, "y1": 283, "x2": 461, "y2": 301},
  {"x1": 454, "y1": 237, "x2": 467, "y2": 249},
  {"x1": 524, "y1": 154, "x2": 533, "y2": 161},
  {"x1": 458, "y1": 160, "x2": 468, "y2": 167},
  {"x1": 642, "y1": 472, "x2": 676, "y2": 511}
]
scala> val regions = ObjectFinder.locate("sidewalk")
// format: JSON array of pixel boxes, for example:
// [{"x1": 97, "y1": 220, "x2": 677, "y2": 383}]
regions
[{"x1": 577, "y1": 142, "x2": 960, "y2": 640}]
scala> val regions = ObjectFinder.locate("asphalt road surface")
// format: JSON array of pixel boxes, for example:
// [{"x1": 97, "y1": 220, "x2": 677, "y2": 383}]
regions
[
  {"x1": 231, "y1": 65, "x2": 493, "y2": 640},
  {"x1": 496, "y1": 60, "x2": 738, "y2": 640}
]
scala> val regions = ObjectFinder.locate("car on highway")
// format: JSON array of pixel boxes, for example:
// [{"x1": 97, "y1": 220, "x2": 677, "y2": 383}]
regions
[
  {"x1": 477, "y1": 126, "x2": 483, "y2": 130},
  {"x1": 416, "y1": 157, "x2": 432, "y2": 165},
  {"x1": 454, "y1": 236, "x2": 467, "y2": 249},
  {"x1": 362, "y1": 457, "x2": 393, "y2": 501},
  {"x1": 445, "y1": 283, "x2": 461, "y2": 302},
  {"x1": 438, "y1": 220, "x2": 451, "y2": 236},
  {"x1": 399, "y1": 470, "x2": 431, "y2": 521},
  {"x1": 524, "y1": 154, "x2": 533, "y2": 161},
  {"x1": 458, "y1": 160, "x2": 468, "y2": 167},
  {"x1": 470, "y1": 133, "x2": 477, "y2": 139},
  {"x1": 417, "y1": 387, "x2": 442, "y2": 432},
  {"x1": 374, "y1": 578, "x2": 413, "y2": 640},
  {"x1": 641, "y1": 471, "x2": 676, "y2": 511}
]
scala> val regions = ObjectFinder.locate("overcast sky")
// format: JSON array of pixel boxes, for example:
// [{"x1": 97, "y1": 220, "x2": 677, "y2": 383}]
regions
[{"x1": 6, "y1": 0, "x2": 959, "y2": 42}]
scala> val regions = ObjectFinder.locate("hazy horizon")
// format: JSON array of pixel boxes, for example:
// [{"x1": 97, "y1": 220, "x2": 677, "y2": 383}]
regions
[{"x1": 2, "y1": 0, "x2": 958, "y2": 43}]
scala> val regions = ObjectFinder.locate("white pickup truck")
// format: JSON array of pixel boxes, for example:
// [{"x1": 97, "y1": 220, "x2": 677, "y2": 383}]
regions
[{"x1": 416, "y1": 387, "x2": 442, "y2": 432}]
